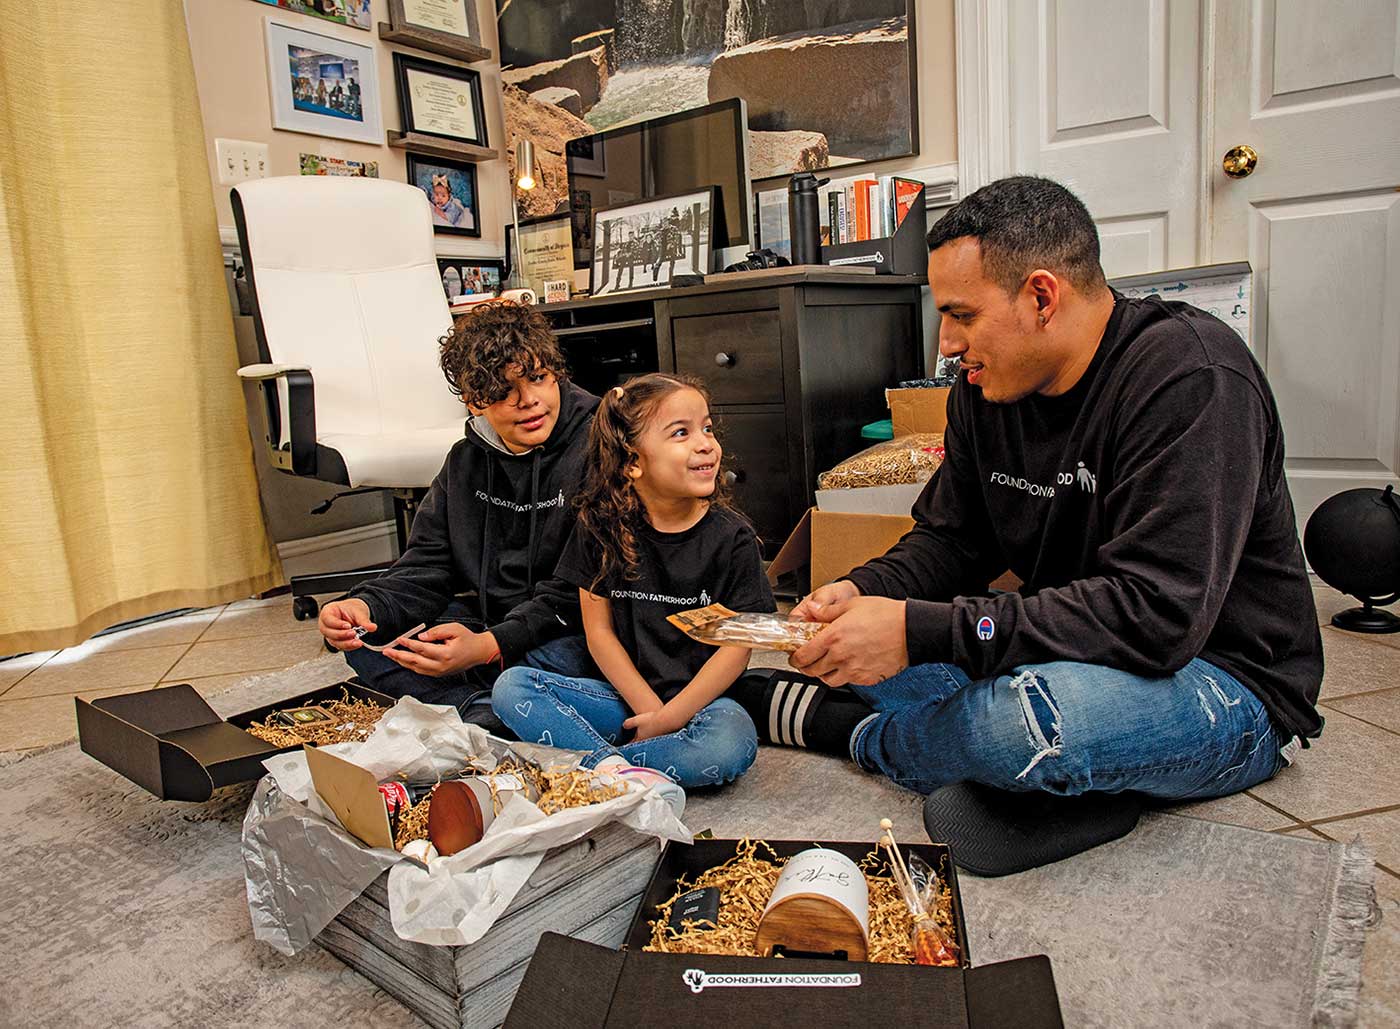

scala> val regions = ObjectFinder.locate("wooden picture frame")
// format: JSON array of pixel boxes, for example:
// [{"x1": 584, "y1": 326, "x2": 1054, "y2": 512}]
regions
[
  {"x1": 392, "y1": 53, "x2": 487, "y2": 148},
  {"x1": 380, "y1": 0, "x2": 488, "y2": 62},
  {"x1": 406, "y1": 153, "x2": 481, "y2": 237},
  {"x1": 589, "y1": 188, "x2": 716, "y2": 297}
]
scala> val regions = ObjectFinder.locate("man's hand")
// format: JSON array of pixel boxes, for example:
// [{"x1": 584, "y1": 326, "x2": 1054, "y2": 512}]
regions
[
  {"x1": 789, "y1": 579, "x2": 861, "y2": 623},
  {"x1": 382, "y1": 624, "x2": 499, "y2": 677},
  {"x1": 789, "y1": 596, "x2": 910, "y2": 687},
  {"x1": 319, "y1": 599, "x2": 375, "y2": 651},
  {"x1": 623, "y1": 704, "x2": 683, "y2": 742}
]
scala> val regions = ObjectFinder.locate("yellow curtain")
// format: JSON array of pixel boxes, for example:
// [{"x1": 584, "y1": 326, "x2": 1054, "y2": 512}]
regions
[{"x1": 0, "y1": 0, "x2": 283, "y2": 653}]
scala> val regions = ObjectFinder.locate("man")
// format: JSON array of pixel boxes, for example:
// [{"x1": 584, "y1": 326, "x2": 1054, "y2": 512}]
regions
[
  {"x1": 318, "y1": 302, "x2": 599, "y2": 727},
  {"x1": 790, "y1": 176, "x2": 1323, "y2": 815}
]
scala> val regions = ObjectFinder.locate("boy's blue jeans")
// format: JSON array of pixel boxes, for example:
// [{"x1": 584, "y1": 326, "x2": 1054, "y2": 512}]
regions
[
  {"x1": 491, "y1": 667, "x2": 759, "y2": 789},
  {"x1": 849, "y1": 657, "x2": 1288, "y2": 799}
]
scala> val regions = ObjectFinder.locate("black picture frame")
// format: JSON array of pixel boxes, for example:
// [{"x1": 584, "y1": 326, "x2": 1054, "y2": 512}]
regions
[
  {"x1": 436, "y1": 256, "x2": 505, "y2": 299},
  {"x1": 392, "y1": 52, "x2": 487, "y2": 147},
  {"x1": 588, "y1": 187, "x2": 717, "y2": 298},
  {"x1": 406, "y1": 153, "x2": 481, "y2": 237}
]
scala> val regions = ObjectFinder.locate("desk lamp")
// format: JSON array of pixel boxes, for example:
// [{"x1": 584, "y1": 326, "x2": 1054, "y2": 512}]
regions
[{"x1": 507, "y1": 138, "x2": 537, "y2": 289}]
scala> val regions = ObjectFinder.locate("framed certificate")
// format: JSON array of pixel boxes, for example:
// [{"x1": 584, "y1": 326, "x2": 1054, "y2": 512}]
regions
[
  {"x1": 384, "y1": 0, "x2": 485, "y2": 60},
  {"x1": 392, "y1": 53, "x2": 487, "y2": 147},
  {"x1": 506, "y1": 215, "x2": 574, "y2": 301}
]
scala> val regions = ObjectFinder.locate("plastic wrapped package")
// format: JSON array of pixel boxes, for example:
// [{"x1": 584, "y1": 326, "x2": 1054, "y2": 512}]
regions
[{"x1": 817, "y1": 433, "x2": 945, "y2": 490}]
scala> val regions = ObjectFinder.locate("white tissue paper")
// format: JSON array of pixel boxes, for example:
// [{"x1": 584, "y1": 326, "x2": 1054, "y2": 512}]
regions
[{"x1": 242, "y1": 696, "x2": 691, "y2": 954}]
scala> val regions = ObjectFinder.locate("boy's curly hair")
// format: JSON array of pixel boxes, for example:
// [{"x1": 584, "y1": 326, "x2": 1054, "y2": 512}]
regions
[
  {"x1": 575, "y1": 372, "x2": 733, "y2": 590},
  {"x1": 438, "y1": 301, "x2": 568, "y2": 408}
]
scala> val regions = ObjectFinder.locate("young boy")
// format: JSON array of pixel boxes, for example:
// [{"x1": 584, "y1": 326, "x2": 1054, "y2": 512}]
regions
[{"x1": 318, "y1": 302, "x2": 599, "y2": 727}]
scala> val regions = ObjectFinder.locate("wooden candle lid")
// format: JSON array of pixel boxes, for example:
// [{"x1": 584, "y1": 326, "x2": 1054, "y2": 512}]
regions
[{"x1": 427, "y1": 780, "x2": 488, "y2": 856}]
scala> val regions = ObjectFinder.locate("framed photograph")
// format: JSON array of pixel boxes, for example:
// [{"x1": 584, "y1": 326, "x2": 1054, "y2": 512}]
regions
[
  {"x1": 264, "y1": 19, "x2": 382, "y2": 145},
  {"x1": 384, "y1": 0, "x2": 485, "y2": 59},
  {"x1": 250, "y1": 0, "x2": 371, "y2": 31},
  {"x1": 436, "y1": 257, "x2": 505, "y2": 300},
  {"x1": 406, "y1": 154, "x2": 480, "y2": 236},
  {"x1": 589, "y1": 188, "x2": 716, "y2": 297},
  {"x1": 565, "y1": 135, "x2": 605, "y2": 177},
  {"x1": 505, "y1": 214, "x2": 574, "y2": 301},
  {"x1": 393, "y1": 53, "x2": 487, "y2": 148}
]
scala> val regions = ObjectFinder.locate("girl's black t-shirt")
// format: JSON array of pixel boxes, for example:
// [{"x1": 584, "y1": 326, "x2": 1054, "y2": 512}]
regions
[{"x1": 555, "y1": 505, "x2": 775, "y2": 701}]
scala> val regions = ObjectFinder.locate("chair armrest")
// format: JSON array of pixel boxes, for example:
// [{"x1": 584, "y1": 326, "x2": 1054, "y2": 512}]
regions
[
  {"x1": 237, "y1": 362, "x2": 312, "y2": 380},
  {"x1": 236, "y1": 365, "x2": 317, "y2": 476}
]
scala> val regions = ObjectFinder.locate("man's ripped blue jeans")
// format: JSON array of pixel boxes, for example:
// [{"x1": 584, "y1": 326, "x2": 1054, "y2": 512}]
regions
[{"x1": 848, "y1": 658, "x2": 1287, "y2": 798}]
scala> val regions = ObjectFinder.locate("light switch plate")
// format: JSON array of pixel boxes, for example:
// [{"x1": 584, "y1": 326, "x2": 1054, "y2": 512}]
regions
[{"x1": 216, "y1": 138, "x2": 270, "y2": 185}]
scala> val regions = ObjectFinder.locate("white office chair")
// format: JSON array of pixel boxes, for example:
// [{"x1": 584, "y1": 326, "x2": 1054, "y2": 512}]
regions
[{"x1": 232, "y1": 176, "x2": 464, "y2": 619}]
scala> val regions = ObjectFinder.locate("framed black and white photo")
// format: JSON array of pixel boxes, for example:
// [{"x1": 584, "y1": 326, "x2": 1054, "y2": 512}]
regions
[
  {"x1": 393, "y1": 53, "x2": 487, "y2": 148},
  {"x1": 383, "y1": 0, "x2": 485, "y2": 60},
  {"x1": 436, "y1": 256, "x2": 505, "y2": 300},
  {"x1": 407, "y1": 154, "x2": 481, "y2": 236},
  {"x1": 589, "y1": 188, "x2": 716, "y2": 297},
  {"x1": 264, "y1": 19, "x2": 382, "y2": 145}
]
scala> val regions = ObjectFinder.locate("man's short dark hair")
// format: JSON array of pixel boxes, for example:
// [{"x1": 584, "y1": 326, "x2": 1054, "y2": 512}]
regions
[
  {"x1": 927, "y1": 176, "x2": 1108, "y2": 296},
  {"x1": 439, "y1": 300, "x2": 568, "y2": 408}
]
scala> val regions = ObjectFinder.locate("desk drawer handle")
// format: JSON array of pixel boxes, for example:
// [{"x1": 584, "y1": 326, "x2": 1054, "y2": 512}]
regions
[{"x1": 715, "y1": 351, "x2": 735, "y2": 367}]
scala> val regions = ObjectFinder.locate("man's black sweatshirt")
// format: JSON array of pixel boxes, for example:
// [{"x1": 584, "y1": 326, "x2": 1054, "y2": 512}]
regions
[
  {"x1": 847, "y1": 294, "x2": 1324, "y2": 743},
  {"x1": 349, "y1": 380, "x2": 599, "y2": 664}
]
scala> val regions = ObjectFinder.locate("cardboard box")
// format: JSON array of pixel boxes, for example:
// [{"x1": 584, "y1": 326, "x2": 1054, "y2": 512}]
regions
[
  {"x1": 75, "y1": 680, "x2": 393, "y2": 802},
  {"x1": 504, "y1": 838, "x2": 1063, "y2": 1029},
  {"x1": 815, "y1": 481, "x2": 926, "y2": 516},
  {"x1": 767, "y1": 508, "x2": 914, "y2": 590},
  {"x1": 886, "y1": 385, "x2": 950, "y2": 434}
]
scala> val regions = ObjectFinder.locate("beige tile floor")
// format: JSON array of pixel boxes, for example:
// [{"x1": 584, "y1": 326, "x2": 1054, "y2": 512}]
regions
[{"x1": 2, "y1": 584, "x2": 1398, "y2": 1021}]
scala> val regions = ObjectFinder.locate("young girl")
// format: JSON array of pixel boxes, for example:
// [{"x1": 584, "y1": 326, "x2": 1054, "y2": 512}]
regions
[{"x1": 492, "y1": 373, "x2": 771, "y2": 788}]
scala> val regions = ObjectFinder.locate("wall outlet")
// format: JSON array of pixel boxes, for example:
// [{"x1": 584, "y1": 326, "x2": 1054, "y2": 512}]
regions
[{"x1": 216, "y1": 138, "x2": 270, "y2": 185}]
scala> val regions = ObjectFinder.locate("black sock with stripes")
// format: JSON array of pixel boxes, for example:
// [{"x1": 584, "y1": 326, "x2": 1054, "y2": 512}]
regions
[{"x1": 729, "y1": 669, "x2": 875, "y2": 756}]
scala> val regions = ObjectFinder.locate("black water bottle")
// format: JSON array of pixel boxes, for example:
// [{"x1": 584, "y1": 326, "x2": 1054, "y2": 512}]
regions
[{"x1": 788, "y1": 172, "x2": 829, "y2": 266}]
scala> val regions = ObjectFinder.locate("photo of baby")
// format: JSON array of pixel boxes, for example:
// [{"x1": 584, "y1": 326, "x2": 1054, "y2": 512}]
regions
[{"x1": 408, "y1": 155, "x2": 480, "y2": 237}]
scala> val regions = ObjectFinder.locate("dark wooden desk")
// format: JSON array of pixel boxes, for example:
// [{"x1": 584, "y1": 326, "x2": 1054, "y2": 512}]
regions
[{"x1": 537, "y1": 268, "x2": 925, "y2": 553}]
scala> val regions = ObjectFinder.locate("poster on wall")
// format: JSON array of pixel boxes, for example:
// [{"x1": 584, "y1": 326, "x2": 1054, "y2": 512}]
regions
[
  {"x1": 264, "y1": 19, "x2": 383, "y2": 145},
  {"x1": 299, "y1": 152, "x2": 379, "y2": 176},
  {"x1": 251, "y1": 0, "x2": 371, "y2": 31},
  {"x1": 495, "y1": 0, "x2": 919, "y2": 212}
]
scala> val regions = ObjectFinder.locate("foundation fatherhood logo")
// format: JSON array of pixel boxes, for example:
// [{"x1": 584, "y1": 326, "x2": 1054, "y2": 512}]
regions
[{"x1": 681, "y1": 969, "x2": 862, "y2": 994}]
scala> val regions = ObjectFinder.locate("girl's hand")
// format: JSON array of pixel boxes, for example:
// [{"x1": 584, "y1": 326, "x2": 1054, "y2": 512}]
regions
[
  {"x1": 383, "y1": 624, "x2": 500, "y2": 677},
  {"x1": 623, "y1": 706, "x2": 683, "y2": 741}
]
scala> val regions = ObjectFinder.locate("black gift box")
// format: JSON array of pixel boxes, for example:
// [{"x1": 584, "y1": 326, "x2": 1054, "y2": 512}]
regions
[
  {"x1": 504, "y1": 838, "x2": 1063, "y2": 1029},
  {"x1": 76, "y1": 680, "x2": 393, "y2": 802}
]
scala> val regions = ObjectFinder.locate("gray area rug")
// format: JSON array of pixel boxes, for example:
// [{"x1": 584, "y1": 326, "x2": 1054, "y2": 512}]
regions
[{"x1": 0, "y1": 655, "x2": 1375, "y2": 1028}]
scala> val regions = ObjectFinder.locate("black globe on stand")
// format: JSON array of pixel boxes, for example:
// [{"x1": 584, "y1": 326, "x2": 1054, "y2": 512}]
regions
[{"x1": 1303, "y1": 485, "x2": 1400, "y2": 634}]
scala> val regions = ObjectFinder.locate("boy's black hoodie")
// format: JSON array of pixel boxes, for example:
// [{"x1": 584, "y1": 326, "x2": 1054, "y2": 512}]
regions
[{"x1": 349, "y1": 380, "x2": 599, "y2": 664}]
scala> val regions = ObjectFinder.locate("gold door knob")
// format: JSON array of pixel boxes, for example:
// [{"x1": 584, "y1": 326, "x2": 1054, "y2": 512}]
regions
[{"x1": 1223, "y1": 144, "x2": 1259, "y2": 178}]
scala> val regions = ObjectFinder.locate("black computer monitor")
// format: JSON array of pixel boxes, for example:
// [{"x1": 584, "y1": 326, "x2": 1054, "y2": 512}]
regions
[{"x1": 565, "y1": 98, "x2": 752, "y2": 268}]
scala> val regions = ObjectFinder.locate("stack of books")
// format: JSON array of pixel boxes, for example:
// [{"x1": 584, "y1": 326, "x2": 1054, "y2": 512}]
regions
[{"x1": 824, "y1": 175, "x2": 923, "y2": 246}]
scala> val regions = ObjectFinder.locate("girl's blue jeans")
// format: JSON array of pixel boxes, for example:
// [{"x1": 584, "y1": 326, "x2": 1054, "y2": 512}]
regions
[
  {"x1": 849, "y1": 657, "x2": 1288, "y2": 799},
  {"x1": 491, "y1": 667, "x2": 758, "y2": 789}
]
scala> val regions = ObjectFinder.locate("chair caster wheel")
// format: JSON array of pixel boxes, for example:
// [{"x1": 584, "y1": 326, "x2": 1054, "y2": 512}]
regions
[{"x1": 292, "y1": 595, "x2": 320, "y2": 621}]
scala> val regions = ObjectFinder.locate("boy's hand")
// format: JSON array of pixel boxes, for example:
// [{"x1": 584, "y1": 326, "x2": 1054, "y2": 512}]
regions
[
  {"x1": 319, "y1": 599, "x2": 375, "y2": 650},
  {"x1": 789, "y1": 579, "x2": 860, "y2": 622},
  {"x1": 622, "y1": 705, "x2": 683, "y2": 742},
  {"x1": 382, "y1": 624, "x2": 499, "y2": 677}
]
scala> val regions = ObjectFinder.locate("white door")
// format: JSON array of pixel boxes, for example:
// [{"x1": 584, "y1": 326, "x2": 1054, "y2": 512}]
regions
[
  {"x1": 1209, "y1": 0, "x2": 1400, "y2": 528},
  {"x1": 1007, "y1": 0, "x2": 1204, "y2": 276},
  {"x1": 1001, "y1": 0, "x2": 1400, "y2": 530}
]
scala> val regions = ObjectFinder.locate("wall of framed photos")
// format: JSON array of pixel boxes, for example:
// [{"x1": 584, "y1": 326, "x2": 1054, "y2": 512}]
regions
[{"x1": 183, "y1": 0, "x2": 507, "y2": 259}]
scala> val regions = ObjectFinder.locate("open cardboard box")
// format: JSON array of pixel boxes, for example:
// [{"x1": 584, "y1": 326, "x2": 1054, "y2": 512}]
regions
[
  {"x1": 76, "y1": 680, "x2": 393, "y2": 802},
  {"x1": 504, "y1": 837, "x2": 1062, "y2": 1029},
  {"x1": 769, "y1": 387, "x2": 949, "y2": 590}
]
